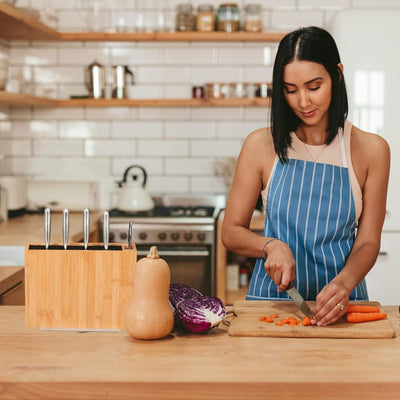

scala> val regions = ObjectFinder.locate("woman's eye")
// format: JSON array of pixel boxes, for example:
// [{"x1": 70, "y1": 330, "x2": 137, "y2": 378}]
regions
[
  {"x1": 309, "y1": 86, "x2": 320, "y2": 91},
  {"x1": 284, "y1": 87, "x2": 296, "y2": 94}
]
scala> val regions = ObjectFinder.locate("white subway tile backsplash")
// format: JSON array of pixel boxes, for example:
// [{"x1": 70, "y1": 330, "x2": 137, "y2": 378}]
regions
[
  {"x1": 244, "y1": 66, "x2": 273, "y2": 83},
  {"x1": 128, "y1": 85, "x2": 163, "y2": 98},
  {"x1": 191, "y1": 67, "x2": 242, "y2": 84},
  {"x1": 112, "y1": 121, "x2": 163, "y2": 138},
  {"x1": 352, "y1": 0, "x2": 400, "y2": 7},
  {"x1": 137, "y1": 66, "x2": 190, "y2": 83},
  {"x1": 112, "y1": 158, "x2": 164, "y2": 176},
  {"x1": 9, "y1": 48, "x2": 57, "y2": 65},
  {"x1": 58, "y1": 47, "x2": 110, "y2": 66},
  {"x1": 111, "y1": 47, "x2": 162, "y2": 65},
  {"x1": 243, "y1": 0, "x2": 296, "y2": 10},
  {"x1": 271, "y1": 10, "x2": 324, "y2": 30},
  {"x1": 218, "y1": 48, "x2": 272, "y2": 66},
  {"x1": 147, "y1": 176, "x2": 189, "y2": 194},
  {"x1": 33, "y1": 108, "x2": 85, "y2": 120},
  {"x1": 11, "y1": 121, "x2": 58, "y2": 138},
  {"x1": 191, "y1": 140, "x2": 242, "y2": 157},
  {"x1": 164, "y1": 85, "x2": 192, "y2": 99},
  {"x1": 243, "y1": 107, "x2": 270, "y2": 122},
  {"x1": 191, "y1": 107, "x2": 243, "y2": 121},
  {"x1": 218, "y1": 122, "x2": 262, "y2": 138},
  {"x1": 165, "y1": 122, "x2": 216, "y2": 138},
  {"x1": 165, "y1": 48, "x2": 215, "y2": 65},
  {"x1": 33, "y1": 140, "x2": 83, "y2": 156},
  {"x1": 137, "y1": 107, "x2": 190, "y2": 120},
  {"x1": 84, "y1": 139, "x2": 135, "y2": 156},
  {"x1": 60, "y1": 121, "x2": 111, "y2": 138},
  {"x1": 139, "y1": 140, "x2": 188, "y2": 156},
  {"x1": 86, "y1": 107, "x2": 137, "y2": 120},
  {"x1": 166, "y1": 158, "x2": 214, "y2": 175},
  {"x1": 0, "y1": 140, "x2": 31, "y2": 156}
]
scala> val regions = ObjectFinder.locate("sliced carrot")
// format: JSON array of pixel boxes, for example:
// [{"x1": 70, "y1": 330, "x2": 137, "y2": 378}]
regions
[
  {"x1": 259, "y1": 316, "x2": 267, "y2": 321},
  {"x1": 302, "y1": 317, "x2": 311, "y2": 326},
  {"x1": 275, "y1": 322, "x2": 283, "y2": 326},
  {"x1": 270, "y1": 315, "x2": 279, "y2": 319},
  {"x1": 264, "y1": 317, "x2": 274, "y2": 323},
  {"x1": 346, "y1": 312, "x2": 387, "y2": 323},
  {"x1": 346, "y1": 305, "x2": 380, "y2": 313}
]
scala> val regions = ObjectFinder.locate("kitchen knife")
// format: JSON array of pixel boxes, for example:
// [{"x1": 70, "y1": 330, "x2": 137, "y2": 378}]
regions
[
  {"x1": 62, "y1": 208, "x2": 69, "y2": 250},
  {"x1": 128, "y1": 220, "x2": 133, "y2": 248},
  {"x1": 286, "y1": 282, "x2": 314, "y2": 320},
  {"x1": 44, "y1": 207, "x2": 51, "y2": 249},
  {"x1": 83, "y1": 208, "x2": 89, "y2": 250},
  {"x1": 103, "y1": 211, "x2": 109, "y2": 250}
]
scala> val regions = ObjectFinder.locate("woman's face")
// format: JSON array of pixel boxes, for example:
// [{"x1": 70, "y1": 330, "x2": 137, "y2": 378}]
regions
[{"x1": 282, "y1": 60, "x2": 333, "y2": 129}]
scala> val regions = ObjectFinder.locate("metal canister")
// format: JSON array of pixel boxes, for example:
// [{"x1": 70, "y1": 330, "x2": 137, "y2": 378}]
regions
[{"x1": 85, "y1": 60, "x2": 105, "y2": 99}]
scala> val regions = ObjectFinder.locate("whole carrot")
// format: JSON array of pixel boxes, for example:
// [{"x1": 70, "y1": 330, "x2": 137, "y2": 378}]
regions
[
  {"x1": 347, "y1": 305, "x2": 380, "y2": 313},
  {"x1": 346, "y1": 312, "x2": 387, "y2": 323}
]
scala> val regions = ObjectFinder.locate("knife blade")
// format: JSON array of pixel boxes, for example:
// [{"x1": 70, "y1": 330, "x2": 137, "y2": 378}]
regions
[
  {"x1": 103, "y1": 211, "x2": 109, "y2": 250},
  {"x1": 286, "y1": 282, "x2": 314, "y2": 319},
  {"x1": 62, "y1": 208, "x2": 69, "y2": 250},
  {"x1": 44, "y1": 207, "x2": 51, "y2": 249},
  {"x1": 83, "y1": 208, "x2": 89, "y2": 250},
  {"x1": 128, "y1": 220, "x2": 133, "y2": 248}
]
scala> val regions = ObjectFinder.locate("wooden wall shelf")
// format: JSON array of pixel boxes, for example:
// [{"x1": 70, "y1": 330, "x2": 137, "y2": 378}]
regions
[
  {"x1": 0, "y1": 92, "x2": 271, "y2": 107},
  {"x1": 0, "y1": 2, "x2": 59, "y2": 40},
  {"x1": 59, "y1": 31, "x2": 286, "y2": 42}
]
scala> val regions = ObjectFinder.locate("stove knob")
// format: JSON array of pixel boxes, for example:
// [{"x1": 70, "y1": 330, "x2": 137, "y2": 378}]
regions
[
  {"x1": 171, "y1": 231, "x2": 180, "y2": 241},
  {"x1": 197, "y1": 232, "x2": 206, "y2": 242},
  {"x1": 120, "y1": 232, "x2": 127, "y2": 240},
  {"x1": 184, "y1": 232, "x2": 193, "y2": 241},
  {"x1": 139, "y1": 232, "x2": 147, "y2": 240},
  {"x1": 158, "y1": 232, "x2": 167, "y2": 241}
]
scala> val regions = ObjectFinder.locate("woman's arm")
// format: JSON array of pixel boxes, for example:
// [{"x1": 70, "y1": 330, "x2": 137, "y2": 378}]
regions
[
  {"x1": 221, "y1": 127, "x2": 296, "y2": 290},
  {"x1": 313, "y1": 128, "x2": 390, "y2": 325}
]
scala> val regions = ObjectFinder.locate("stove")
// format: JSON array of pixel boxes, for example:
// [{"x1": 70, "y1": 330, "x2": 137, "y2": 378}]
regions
[{"x1": 104, "y1": 196, "x2": 226, "y2": 296}]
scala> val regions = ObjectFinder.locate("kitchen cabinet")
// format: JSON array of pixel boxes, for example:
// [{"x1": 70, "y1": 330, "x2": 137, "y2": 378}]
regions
[
  {"x1": 0, "y1": 266, "x2": 24, "y2": 305},
  {"x1": 0, "y1": 2, "x2": 283, "y2": 108}
]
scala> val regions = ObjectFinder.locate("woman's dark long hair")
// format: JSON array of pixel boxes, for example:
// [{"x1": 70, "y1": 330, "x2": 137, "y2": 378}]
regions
[{"x1": 271, "y1": 26, "x2": 348, "y2": 162}]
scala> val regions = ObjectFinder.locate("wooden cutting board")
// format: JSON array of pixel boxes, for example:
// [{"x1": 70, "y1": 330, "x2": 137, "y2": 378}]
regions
[{"x1": 228, "y1": 300, "x2": 396, "y2": 338}]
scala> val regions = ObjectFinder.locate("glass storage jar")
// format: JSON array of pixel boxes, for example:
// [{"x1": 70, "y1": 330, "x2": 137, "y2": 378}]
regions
[
  {"x1": 205, "y1": 83, "x2": 224, "y2": 99},
  {"x1": 216, "y1": 3, "x2": 240, "y2": 32},
  {"x1": 175, "y1": 4, "x2": 195, "y2": 31},
  {"x1": 196, "y1": 5, "x2": 215, "y2": 32},
  {"x1": 244, "y1": 4, "x2": 262, "y2": 32}
]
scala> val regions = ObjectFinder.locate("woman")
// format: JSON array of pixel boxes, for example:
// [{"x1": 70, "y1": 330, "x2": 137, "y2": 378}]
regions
[{"x1": 221, "y1": 26, "x2": 390, "y2": 326}]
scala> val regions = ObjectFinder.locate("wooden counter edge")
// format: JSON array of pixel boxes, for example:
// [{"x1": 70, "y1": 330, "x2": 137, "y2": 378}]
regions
[{"x1": 0, "y1": 267, "x2": 24, "y2": 295}]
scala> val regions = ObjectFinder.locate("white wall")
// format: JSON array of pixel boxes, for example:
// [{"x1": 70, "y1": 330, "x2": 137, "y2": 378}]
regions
[{"x1": 1, "y1": 0, "x2": 399, "y2": 208}]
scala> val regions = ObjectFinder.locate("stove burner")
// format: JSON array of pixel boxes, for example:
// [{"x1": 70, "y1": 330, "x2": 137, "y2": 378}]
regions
[{"x1": 108, "y1": 205, "x2": 215, "y2": 219}]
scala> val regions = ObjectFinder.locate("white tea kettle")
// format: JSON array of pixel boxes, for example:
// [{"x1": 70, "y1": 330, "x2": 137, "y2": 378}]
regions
[{"x1": 116, "y1": 165, "x2": 154, "y2": 212}]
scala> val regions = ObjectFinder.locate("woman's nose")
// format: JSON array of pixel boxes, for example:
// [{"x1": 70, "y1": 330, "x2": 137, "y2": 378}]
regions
[{"x1": 298, "y1": 90, "x2": 310, "y2": 108}]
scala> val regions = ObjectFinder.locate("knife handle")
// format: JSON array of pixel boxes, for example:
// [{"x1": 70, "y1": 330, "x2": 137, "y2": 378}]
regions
[
  {"x1": 103, "y1": 211, "x2": 109, "y2": 250},
  {"x1": 62, "y1": 209, "x2": 69, "y2": 250},
  {"x1": 44, "y1": 207, "x2": 51, "y2": 249},
  {"x1": 83, "y1": 208, "x2": 90, "y2": 250}
]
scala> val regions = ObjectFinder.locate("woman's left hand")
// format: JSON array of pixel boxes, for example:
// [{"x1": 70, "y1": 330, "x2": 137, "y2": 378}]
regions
[{"x1": 312, "y1": 281, "x2": 350, "y2": 326}]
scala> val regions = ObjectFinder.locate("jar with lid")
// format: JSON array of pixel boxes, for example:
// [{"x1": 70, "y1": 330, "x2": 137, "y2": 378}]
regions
[
  {"x1": 217, "y1": 3, "x2": 240, "y2": 32},
  {"x1": 196, "y1": 5, "x2": 215, "y2": 32},
  {"x1": 175, "y1": 4, "x2": 195, "y2": 31},
  {"x1": 244, "y1": 4, "x2": 262, "y2": 32}
]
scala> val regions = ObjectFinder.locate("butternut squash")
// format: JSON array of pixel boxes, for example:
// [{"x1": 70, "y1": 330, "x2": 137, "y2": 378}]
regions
[{"x1": 125, "y1": 246, "x2": 174, "y2": 340}]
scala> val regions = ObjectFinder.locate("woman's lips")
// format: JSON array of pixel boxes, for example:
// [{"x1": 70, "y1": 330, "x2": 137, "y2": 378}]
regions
[{"x1": 302, "y1": 110, "x2": 316, "y2": 117}]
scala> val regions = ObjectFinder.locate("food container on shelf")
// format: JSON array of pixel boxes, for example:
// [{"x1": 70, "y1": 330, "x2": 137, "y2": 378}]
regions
[
  {"x1": 175, "y1": 4, "x2": 195, "y2": 31},
  {"x1": 254, "y1": 82, "x2": 272, "y2": 98},
  {"x1": 205, "y1": 82, "x2": 224, "y2": 99},
  {"x1": 216, "y1": 3, "x2": 240, "y2": 32},
  {"x1": 196, "y1": 5, "x2": 215, "y2": 32},
  {"x1": 244, "y1": 4, "x2": 262, "y2": 32},
  {"x1": 230, "y1": 82, "x2": 247, "y2": 98}
]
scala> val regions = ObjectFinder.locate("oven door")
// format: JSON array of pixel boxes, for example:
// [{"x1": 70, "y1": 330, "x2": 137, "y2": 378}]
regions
[{"x1": 136, "y1": 244, "x2": 214, "y2": 296}]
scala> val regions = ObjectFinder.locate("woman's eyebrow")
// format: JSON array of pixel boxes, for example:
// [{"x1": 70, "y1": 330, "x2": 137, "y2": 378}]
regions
[{"x1": 283, "y1": 77, "x2": 323, "y2": 86}]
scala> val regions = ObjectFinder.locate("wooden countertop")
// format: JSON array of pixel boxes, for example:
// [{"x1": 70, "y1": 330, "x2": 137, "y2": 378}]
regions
[
  {"x1": 0, "y1": 212, "x2": 101, "y2": 246},
  {"x1": 0, "y1": 306, "x2": 399, "y2": 399}
]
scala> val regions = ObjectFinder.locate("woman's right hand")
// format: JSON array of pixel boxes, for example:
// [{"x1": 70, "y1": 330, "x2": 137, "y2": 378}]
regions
[{"x1": 263, "y1": 240, "x2": 296, "y2": 291}]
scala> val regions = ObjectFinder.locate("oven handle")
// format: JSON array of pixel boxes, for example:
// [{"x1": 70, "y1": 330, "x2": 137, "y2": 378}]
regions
[{"x1": 137, "y1": 249, "x2": 210, "y2": 257}]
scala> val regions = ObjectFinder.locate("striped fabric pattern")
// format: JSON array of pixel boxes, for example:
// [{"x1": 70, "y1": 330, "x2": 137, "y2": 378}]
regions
[{"x1": 247, "y1": 142, "x2": 368, "y2": 301}]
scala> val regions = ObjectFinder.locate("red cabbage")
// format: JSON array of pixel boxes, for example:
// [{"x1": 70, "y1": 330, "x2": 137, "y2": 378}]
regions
[
  {"x1": 169, "y1": 284, "x2": 203, "y2": 311},
  {"x1": 175, "y1": 296, "x2": 226, "y2": 334}
]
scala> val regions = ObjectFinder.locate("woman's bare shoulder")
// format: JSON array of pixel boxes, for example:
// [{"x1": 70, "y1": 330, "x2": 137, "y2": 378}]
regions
[
  {"x1": 242, "y1": 126, "x2": 274, "y2": 152},
  {"x1": 351, "y1": 125, "x2": 390, "y2": 158}
]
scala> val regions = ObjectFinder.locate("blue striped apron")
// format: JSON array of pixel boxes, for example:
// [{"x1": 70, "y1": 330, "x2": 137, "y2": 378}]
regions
[{"x1": 247, "y1": 130, "x2": 368, "y2": 301}]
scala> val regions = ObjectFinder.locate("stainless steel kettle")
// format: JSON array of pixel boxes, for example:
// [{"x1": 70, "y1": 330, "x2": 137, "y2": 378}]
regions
[
  {"x1": 116, "y1": 165, "x2": 154, "y2": 212},
  {"x1": 112, "y1": 65, "x2": 134, "y2": 99},
  {"x1": 85, "y1": 60, "x2": 105, "y2": 99}
]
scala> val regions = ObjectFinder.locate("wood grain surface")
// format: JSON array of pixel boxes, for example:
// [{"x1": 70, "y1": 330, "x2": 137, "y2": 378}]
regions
[
  {"x1": 0, "y1": 306, "x2": 399, "y2": 399},
  {"x1": 229, "y1": 300, "x2": 396, "y2": 338}
]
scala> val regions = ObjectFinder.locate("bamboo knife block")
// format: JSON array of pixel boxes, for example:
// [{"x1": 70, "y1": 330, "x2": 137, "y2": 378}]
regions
[{"x1": 24, "y1": 243, "x2": 137, "y2": 330}]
